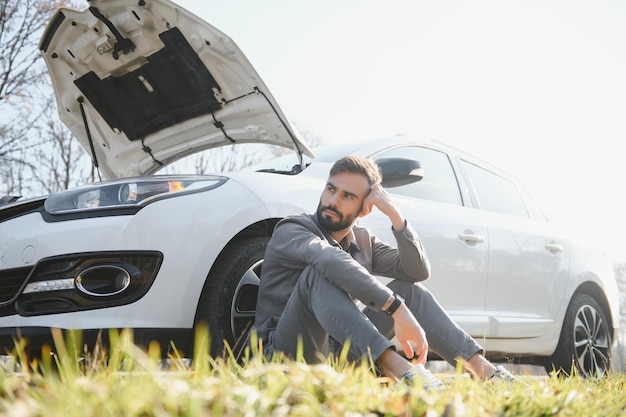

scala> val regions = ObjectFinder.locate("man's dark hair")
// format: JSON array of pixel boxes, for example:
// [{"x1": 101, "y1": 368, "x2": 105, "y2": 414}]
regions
[{"x1": 329, "y1": 156, "x2": 382, "y2": 187}]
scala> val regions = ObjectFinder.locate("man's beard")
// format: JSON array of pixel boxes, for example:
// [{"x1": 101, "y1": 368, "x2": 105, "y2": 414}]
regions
[{"x1": 315, "y1": 202, "x2": 359, "y2": 232}]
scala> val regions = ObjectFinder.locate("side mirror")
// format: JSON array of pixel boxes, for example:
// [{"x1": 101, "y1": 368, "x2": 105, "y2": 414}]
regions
[{"x1": 376, "y1": 158, "x2": 423, "y2": 187}]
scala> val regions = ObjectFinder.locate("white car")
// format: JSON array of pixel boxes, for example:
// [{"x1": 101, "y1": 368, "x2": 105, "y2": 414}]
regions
[{"x1": 0, "y1": 0, "x2": 619, "y2": 377}]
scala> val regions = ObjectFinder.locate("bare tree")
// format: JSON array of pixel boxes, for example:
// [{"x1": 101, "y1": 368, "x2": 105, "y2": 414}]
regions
[
  {"x1": 0, "y1": 0, "x2": 67, "y2": 195},
  {"x1": 28, "y1": 105, "x2": 94, "y2": 194}
]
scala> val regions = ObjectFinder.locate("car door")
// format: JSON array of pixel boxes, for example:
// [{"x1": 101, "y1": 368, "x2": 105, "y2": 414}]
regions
[
  {"x1": 357, "y1": 145, "x2": 490, "y2": 336},
  {"x1": 459, "y1": 160, "x2": 570, "y2": 338}
]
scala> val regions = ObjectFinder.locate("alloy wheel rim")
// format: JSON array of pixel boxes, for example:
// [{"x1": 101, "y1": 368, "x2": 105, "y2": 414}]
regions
[
  {"x1": 573, "y1": 304, "x2": 610, "y2": 377},
  {"x1": 230, "y1": 260, "x2": 263, "y2": 342}
]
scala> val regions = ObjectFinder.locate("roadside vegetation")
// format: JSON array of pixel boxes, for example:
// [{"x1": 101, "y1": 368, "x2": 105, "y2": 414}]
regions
[{"x1": 0, "y1": 327, "x2": 624, "y2": 417}]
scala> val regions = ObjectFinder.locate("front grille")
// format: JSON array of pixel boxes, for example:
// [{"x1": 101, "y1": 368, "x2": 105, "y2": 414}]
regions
[{"x1": 0, "y1": 266, "x2": 30, "y2": 316}]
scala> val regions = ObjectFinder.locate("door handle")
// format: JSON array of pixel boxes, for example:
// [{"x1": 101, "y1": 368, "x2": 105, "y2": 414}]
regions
[
  {"x1": 458, "y1": 232, "x2": 485, "y2": 243},
  {"x1": 545, "y1": 242, "x2": 564, "y2": 253}
]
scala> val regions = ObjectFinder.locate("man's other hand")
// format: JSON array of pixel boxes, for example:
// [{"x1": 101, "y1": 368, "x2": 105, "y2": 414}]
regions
[{"x1": 392, "y1": 303, "x2": 429, "y2": 364}]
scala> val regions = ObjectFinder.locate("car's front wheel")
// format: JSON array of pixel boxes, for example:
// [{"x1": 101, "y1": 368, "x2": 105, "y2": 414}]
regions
[
  {"x1": 548, "y1": 293, "x2": 612, "y2": 377},
  {"x1": 195, "y1": 237, "x2": 268, "y2": 358}
]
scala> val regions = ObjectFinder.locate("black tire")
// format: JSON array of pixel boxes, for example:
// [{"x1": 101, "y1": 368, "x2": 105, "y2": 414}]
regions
[
  {"x1": 195, "y1": 237, "x2": 269, "y2": 357},
  {"x1": 547, "y1": 293, "x2": 612, "y2": 377}
]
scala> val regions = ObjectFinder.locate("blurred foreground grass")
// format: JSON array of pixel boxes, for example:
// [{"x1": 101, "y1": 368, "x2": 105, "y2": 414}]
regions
[{"x1": 0, "y1": 328, "x2": 624, "y2": 417}]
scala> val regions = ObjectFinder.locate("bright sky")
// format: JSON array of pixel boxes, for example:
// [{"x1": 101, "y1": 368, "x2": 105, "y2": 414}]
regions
[{"x1": 176, "y1": 0, "x2": 626, "y2": 261}]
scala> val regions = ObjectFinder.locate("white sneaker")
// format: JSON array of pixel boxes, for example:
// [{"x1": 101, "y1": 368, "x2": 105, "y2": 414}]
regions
[
  {"x1": 399, "y1": 364, "x2": 446, "y2": 391},
  {"x1": 488, "y1": 365, "x2": 527, "y2": 386}
]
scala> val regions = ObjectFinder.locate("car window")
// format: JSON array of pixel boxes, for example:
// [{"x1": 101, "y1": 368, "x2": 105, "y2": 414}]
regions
[
  {"x1": 519, "y1": 187, "x2": 548, "y2": 221},
  {"x1": 461, "y1": 160, "x2": 529, "y2": 218},
  {"x1": 373, "y1": 147, "x2": 463, "y2": 206}
]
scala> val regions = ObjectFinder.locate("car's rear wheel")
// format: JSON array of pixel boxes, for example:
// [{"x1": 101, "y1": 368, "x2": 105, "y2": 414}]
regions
[
  {"x1": 547, "y1": 293, "x2": 612, "y2": 377},
  {"x1": 195, "y1": 237, "x2": 268, "y2": 358}
]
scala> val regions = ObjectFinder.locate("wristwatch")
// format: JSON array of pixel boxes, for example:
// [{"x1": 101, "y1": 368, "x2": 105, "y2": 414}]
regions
[{"x1": 384, "y1": 294, "x2": 405, "y2": 316}]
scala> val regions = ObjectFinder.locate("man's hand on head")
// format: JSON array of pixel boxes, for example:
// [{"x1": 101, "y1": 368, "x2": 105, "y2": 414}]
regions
[{"x1": 360, "y1": 184, "x2": 406, "y2": 231}]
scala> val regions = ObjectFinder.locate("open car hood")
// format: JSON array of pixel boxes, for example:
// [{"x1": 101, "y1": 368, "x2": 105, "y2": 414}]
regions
[{"x1": 39, "y1": 0, "x2": 313, "y2": 179}]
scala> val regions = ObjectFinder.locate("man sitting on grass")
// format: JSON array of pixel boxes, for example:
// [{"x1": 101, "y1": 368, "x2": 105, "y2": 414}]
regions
[{"x1": 253, "y1": 156, "x2": 517, "y2": 389}]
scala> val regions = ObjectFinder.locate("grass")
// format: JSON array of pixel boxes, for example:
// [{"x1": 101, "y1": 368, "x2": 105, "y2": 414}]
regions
[{"x1": 0, "y1": 328, "x2": 624, "y2": 417}]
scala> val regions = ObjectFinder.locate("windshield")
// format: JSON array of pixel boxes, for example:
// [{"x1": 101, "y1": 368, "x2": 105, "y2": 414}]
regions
[{"x1": 249, "y1": 141, "x2": 367, "y2": 173}]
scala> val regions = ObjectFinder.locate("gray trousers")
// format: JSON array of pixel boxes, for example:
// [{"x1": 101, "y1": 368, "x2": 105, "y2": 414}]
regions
[{"x1": 265, "y1": 265, "x2": 483, "y2": 366}]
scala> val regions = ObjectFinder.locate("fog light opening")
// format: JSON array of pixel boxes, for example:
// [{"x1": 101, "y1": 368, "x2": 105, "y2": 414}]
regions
[{"x1": 76, "y1": 265, "x2": 131, "y2": 297}]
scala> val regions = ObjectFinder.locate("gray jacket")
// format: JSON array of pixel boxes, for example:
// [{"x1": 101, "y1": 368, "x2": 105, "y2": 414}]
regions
[{"x1": 253, "y1": 213, "x2": 431, "y2": 343}]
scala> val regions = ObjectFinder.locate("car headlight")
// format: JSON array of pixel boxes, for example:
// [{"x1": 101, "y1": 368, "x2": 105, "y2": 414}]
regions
[{"x1": 44, "y1": 175, "x2": 226, "y2": 214}]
